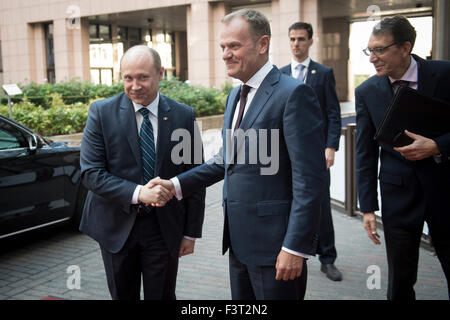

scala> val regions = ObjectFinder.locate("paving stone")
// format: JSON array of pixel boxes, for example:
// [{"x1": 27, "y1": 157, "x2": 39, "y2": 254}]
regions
[{"x1": 0, "y1": 130, "x2": 447, "y2": 300}]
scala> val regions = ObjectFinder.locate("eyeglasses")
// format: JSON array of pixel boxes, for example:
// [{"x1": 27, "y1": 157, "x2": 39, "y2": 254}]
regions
[{"x1": 362, "y1": 43, "x2": 397, "y2": 57}]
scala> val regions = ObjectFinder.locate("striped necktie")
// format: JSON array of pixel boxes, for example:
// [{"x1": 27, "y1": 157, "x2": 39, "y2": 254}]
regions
[{"x1": 138, "y1": 107, "x2": 156, "y2": 184}]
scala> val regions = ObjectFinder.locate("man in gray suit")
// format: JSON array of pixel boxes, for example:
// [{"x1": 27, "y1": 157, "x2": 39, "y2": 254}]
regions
[
  {"x1": 80, "y1": 46, "x2": 205, "y2": 300},
  {"x1": 149, "y1": 9, "x2": 325, "y2": 300}
]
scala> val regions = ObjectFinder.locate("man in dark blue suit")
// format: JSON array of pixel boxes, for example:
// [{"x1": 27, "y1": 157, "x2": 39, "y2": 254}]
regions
[
  {"x1": 80, "y1": 46, "x2": 205, "y2": 300},
  {"x1": 280, "y1": 22, "x2": 342, "y2": 282},
  {"x1": 150, "y1": 9, "x2": 326, "y2": 300},
  {"x1": 355, "y1": 16, "x2": 450, "y2": 300}
]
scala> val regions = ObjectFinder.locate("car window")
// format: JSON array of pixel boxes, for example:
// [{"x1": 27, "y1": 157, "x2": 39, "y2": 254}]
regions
[{"x1": 0, "y1": 120, "x2": 27, "y2": 150}]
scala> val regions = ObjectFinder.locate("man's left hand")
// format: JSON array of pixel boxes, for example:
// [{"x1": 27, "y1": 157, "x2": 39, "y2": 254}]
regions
[
  {"x1": 275, "y1": 250, "x2": 303, "y2": 281},
  {"x1": 179, "y1": 238, "x2": 195, "y2": 258},
  {"x1": 394, "y1": 130, "x2": 440, "y2": 161},
  {"x1": 325, "y1": 147, "x2": 336, "y2": 169}
]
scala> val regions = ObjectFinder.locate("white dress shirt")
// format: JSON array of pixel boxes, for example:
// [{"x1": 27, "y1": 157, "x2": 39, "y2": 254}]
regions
[
  {"x1": 388, "y1": 55, "x2": 418, "y2": 90},
  {"x1": 172, "y1": 61, "x2": 311, "y2": 258},
  {"x1": 290, "y1": 57, "x2": 311, "y2": 82},
  {"x1": 231, "y1": 60, "x2": 273, "y2": 131},
  {"x1": 131, "y1": 93, "x2": 159, "y2": 205}
]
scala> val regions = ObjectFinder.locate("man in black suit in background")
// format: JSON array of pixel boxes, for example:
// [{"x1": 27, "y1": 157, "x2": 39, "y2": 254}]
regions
[
  {"x1": 280, "y1": 22, "x2": 342, "y2": 282},
  {"x1": 355, "y1": 16, "x2": 450, "y2": 300},
  {"x1": 80, "y1": 46, "x2": 205, "y2": 300}
]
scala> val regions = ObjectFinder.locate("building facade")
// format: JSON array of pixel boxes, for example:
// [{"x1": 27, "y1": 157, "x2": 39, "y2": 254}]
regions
[{"x1": 1, "y1": 0, "x2": 449, "y2": 101}]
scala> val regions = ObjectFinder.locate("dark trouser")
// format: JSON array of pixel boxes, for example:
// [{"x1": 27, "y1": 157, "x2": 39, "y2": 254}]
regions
[
  {"x1": 228, "y1": 249, "x2": 307, "y2": 300},
  {"x1": 100, "y1": 211, "x2": 178, "y2": 300},
  {"x1": 317, "y1": 170, "x2": 337, "y2": 265},
  {"x1": 384, "y1": 220, "x2": 450, "y2": 300}
]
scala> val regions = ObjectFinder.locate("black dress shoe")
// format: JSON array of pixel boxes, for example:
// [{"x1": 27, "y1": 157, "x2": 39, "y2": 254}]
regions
[{"x1": 320, "y1": 264, "x2": 343, "y2": 281}]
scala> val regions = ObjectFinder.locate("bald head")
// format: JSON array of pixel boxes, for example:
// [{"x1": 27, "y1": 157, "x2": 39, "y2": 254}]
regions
[
  {"x1": 120, "y1": 45, "x2": 162, "y2": 74},
  {"x1": 121, "y1": 45, "x2": 164, "y2": 106}
]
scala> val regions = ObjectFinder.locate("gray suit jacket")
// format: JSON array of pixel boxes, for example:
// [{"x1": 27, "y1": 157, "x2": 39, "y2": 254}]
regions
[
  {"x1": 177, "y1": 66, "x2": 326, "y2": 266},
  {"x1": 80, "y1": 93, "x2": 205, "y2": 256}
]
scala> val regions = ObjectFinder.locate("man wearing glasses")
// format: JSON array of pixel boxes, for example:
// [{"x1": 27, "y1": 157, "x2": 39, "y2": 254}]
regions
[{"x1": 355, "y1": 15, "x2": 450, "y2": 300}]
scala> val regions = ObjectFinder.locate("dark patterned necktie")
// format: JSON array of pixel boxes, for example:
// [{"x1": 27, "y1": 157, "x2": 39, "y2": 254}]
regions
[
  {"x1": 392, "y1": 80, "x2": 410, "y2": 94},
  {"x1": 234, "y1": 84, "x2": 251, "y2": 133},
  {"x1": 138, "y1": 108, "x2": 156, "y2": 184}
]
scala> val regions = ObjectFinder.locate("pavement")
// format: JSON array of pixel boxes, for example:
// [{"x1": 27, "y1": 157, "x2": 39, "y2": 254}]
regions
[{"x1": 0, "y1": 128, "x2": 448, "y2": 300}]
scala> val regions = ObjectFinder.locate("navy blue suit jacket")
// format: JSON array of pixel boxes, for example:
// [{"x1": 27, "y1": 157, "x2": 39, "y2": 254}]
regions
[
  {"x1": 280, "y1": 60, "x2": 341, "y2": 150},
  {"x1": 176, "y1": 66, "x2": 326, "y2": 266},
  {"x1": 80, "y1": 93, "x2": 205, "y2": 256},
  {"x1": 355, "y1": 55, "x2": 450, "y2": 231}
]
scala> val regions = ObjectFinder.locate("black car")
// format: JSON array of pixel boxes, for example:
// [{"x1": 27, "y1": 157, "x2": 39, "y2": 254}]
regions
[{"x1": 0, "y1": 115, "x2": 87, "y2": 239}]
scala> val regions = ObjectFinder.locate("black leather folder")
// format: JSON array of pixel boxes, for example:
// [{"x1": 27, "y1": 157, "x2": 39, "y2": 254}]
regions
[{"x1": 374, "y1": 86, "x2": 450, "y2": 147}]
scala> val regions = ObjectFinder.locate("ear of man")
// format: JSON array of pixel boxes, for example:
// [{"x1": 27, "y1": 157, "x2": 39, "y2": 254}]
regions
[{"x1": 257, "y1": 35, "x2": 270, "y2": 55}]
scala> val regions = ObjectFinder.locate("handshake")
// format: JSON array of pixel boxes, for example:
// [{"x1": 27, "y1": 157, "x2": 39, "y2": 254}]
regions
[{"x1": 138, "y1": 177, "x2": 176, "y2": 207}]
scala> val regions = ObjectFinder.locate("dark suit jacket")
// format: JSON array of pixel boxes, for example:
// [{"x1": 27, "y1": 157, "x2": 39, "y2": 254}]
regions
[
  {"x1": 280, "y1": 60, "x2": 341, "y2": 150},
  {"x1": 355, "y1": 55, "x2": 450, "y2": 231},
  {"x1": 80, "y1": 93, "x2": 205, "y2": 256},
  {"x1": 176, "y1": 66, "x2": 326, "y2": 266}
]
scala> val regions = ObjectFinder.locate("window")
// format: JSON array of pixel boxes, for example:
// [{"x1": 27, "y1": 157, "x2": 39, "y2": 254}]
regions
[
  {"x1": 89, "y1": 24, "x2": 114, "y2": 85},
  {"x1": 89, "y1": 24, "x2": 98, "y2": 39},
  {"x1": 99, "y1": 25, "x2": 111, "y2": 42},
  {"x1": 0, "y1": 121, "x2": 26, "y2": 150},
  {"x1": 89, "y1": 24, "x2": 111, "y2": 43},
  {"x1": 44, "y1": 23, "x2": 55, "y2": 84}
]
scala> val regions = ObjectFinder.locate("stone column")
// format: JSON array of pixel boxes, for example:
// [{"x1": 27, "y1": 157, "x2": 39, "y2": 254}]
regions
[
  {"x1": 53, "y1": 17, "x2": 89, "y2": 82},
  {"x1": 433, "y1": 0, "x2": 450, "y2": 61},
  {"x1": 186, "y1": 1, "x2": 213, "y2": 86},
  {"x1": 271, "y1": 0, "x2": 322, "y2": 67},
  {"x1": 210, "y1": 1, "x2": 229, "y2": 87},
  {"x1": 27, "y1": 23, "x2": 47, "y2": 83}
]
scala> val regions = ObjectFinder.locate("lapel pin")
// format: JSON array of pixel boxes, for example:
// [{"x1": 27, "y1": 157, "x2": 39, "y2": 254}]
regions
[
  {"x1": 311, "y1": 70, "x2": 316, "y2": 74},
  {"x1": 163, "y1": 117, "x2": 168, "y2": 120}
]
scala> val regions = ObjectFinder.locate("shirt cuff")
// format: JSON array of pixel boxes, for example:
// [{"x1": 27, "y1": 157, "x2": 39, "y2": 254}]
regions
[
  {"x1": 282, "y1": 247, "x2": 312, "y2": 259},
  {"x1": 171, "y1": 177, "x2": 183, "y2": 200},
  {"x1": 132, "y1": 185, "x2": 142, "y2": 204},
  {"x1": 184, "y1": 236, "x2": 196, "y2": 241}
]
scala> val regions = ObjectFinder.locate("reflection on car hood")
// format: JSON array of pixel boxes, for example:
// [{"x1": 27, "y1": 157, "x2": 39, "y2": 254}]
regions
[{"x1": 49, "y1": 141, "x2": 69, "y2": 148}]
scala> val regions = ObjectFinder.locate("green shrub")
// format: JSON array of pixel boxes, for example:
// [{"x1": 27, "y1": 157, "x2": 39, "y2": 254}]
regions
[
  {"x1": 0, "y1": 94, "x2": 89, "y2": 136},
  {"x1": 0, "y1": 78, "x2": 233, "y2": 136}
]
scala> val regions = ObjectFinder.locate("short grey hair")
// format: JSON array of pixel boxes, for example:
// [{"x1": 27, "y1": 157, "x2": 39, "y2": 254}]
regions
[
  {"x1": 222, "y1": 8, "x2": 271, "y2": 41},
  {"x1": 120, "y1": 45, "x2": 162, "y2": 72}
]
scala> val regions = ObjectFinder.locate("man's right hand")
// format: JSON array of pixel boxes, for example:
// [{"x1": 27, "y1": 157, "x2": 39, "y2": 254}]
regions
[
  {"x1": 138, "y1": 183, "x2": 173, "y2": 207},
  {"x1": 144, "y1": 177, "x2": 176, "y2": 207},
  {"x1": 363, "y1": 212, "x2": 381, "y2": 245}
]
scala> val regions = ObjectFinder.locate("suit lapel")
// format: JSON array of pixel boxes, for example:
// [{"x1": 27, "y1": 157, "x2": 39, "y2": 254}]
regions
[
  {"x1": 414, "y1": 55, "x2": 436, "y2": 97},
  {"x1": 306, "y1": 60, "x2": 318, "y2": 86},
  {"x1": 375, "y1": 76, "x2": 394, "y2": 117},
  {"x1": 119, "y1": 94, "x2": 142, "y2": 168},
  {"x1": 224, "y1": 87, "x2": 240, "y2": 130},
  {"x1": 229, "y1": 67, "x2": 279, "y2": 162},
  {"x1": 155, "y1": 95, "x2": 172, "y2": 176},
  {"x1": 223, "y1": 87, "x2": 240, "y2": 169},
  {"x1": 239, "y1": 67, "x2": 278, "y2": 131}
]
